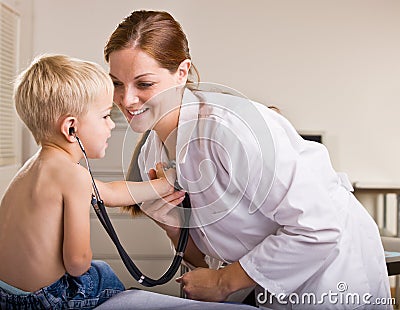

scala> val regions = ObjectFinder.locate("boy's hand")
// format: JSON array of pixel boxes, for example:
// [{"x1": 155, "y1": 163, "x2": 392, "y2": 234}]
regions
[{"x1": 155, "y1": 162, "x2": 176, "y2": 188}]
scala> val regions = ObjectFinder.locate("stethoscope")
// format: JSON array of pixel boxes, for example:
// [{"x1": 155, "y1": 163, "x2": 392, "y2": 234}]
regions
[{"x1": 71, "y1": 127, "x2": 191, "y2": 287}]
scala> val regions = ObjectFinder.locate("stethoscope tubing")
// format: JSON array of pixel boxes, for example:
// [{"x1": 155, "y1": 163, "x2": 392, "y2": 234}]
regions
[{"x1": 76, "y1": 136, "x2": 190, "y2": 287}]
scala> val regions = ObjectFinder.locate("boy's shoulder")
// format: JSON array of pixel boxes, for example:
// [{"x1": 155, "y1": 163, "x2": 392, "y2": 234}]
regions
[
  {"x1": 38, "y1": 150, "x2": 89, "y2": 178},
  {"x1": 1, "y1": 150, "x2": 92, "y2": 212},
  {"x1": 52, "y1": 156, "x2": 92, "y2": 193},
  {"x1": 32, "y1": 150, "x2": 93, "y2": 196}
]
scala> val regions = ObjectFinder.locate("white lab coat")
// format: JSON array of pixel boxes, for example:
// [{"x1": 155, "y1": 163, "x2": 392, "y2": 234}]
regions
[{"x1": 137, "y1": 88, "x2": 391, "y2": 309}]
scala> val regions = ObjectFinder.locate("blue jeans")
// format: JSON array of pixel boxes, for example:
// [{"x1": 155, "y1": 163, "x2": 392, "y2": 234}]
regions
[{"x1": 0, "y1": 260, "x2": 125, "y2": 309}]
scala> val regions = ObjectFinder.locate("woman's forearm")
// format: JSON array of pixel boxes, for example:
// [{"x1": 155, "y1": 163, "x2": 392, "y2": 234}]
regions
[{"x1": 219, "y1": 261, "x2": 256, "y2": 294}]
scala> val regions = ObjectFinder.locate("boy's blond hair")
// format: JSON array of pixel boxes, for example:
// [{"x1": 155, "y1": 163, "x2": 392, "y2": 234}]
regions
[{"x1": 14, "y1": 54, "x2": 114, "y2": 144}]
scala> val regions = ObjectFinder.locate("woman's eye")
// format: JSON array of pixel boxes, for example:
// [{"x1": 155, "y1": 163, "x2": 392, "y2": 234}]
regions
[
  {"x1": 138, "y1": 82, "x2": 154, "y2": 88},
  {"x1": 103, "y1": 114, "x2": 111, "y2": 119},
  {"x1": 113, "y1": 81, "x2": 123, "y2": 87}
]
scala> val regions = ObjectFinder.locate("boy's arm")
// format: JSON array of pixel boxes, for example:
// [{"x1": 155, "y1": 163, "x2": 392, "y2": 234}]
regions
[
  {"x1": 95, "y1": 164, "x2": 175, "y2": 207},
  {"x1": 63, "y1": 165, "x2": 93, "y2": 276}
]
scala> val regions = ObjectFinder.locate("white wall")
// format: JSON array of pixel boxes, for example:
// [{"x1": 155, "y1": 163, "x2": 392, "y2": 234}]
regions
[
  {"x1": 22, "y1": 0, "x2": 400, "y2": 185},
  {"x1": 0, "y1": 0, "x2": 33, "y2": 198}
]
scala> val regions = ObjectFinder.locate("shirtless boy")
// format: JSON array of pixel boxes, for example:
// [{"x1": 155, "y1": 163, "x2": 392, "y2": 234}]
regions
[{"x1": 0, "y1": 54, "x2": 183, "y2": 309}]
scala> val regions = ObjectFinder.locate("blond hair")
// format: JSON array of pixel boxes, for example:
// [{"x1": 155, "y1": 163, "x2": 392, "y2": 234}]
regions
[{"x1": 14, "y1": 54, "x2": 113, "y2": 144}]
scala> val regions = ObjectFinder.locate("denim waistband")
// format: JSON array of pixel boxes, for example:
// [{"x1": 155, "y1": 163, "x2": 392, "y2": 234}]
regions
[
  {"x1": 0, "y1": 279, "x2": 31, "y2": 296},
  {"x1": 1, "y1": 261, "x2": 124, "y2": 309}
]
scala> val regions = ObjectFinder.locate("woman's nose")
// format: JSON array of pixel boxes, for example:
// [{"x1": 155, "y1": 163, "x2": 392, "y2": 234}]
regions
[{"x1": 115, "y1": 86, "x2": 139, "y2": 108}]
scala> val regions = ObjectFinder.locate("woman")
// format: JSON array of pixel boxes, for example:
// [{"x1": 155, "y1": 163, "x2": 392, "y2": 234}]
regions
[{"x1": 104, "y1": 10, "x2": 391, "y2": 309}]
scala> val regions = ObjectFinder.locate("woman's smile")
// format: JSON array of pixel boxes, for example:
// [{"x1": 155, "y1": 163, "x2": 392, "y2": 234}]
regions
[
  {"x1": 123, "y1": 107, "x2": 150, "y2": 125},
  {"x1": 129, "y1": 107, "x2": 149, "y2": 117}
]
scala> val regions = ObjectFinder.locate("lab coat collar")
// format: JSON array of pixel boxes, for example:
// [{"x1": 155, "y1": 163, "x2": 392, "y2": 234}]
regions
[{"x1": 176, "y1": 88, "x2": 201, "y2": 165}]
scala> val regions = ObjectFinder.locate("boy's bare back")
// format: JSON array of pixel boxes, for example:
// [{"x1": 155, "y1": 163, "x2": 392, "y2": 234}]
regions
[{"x1": 0, "y1": 147, "x2": 92, "y2": 292}]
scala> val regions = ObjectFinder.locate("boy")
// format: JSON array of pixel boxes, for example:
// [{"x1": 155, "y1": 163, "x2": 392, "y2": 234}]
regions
[{"x1": 0, "y1": 54, "x2": 181, "y2": 309}]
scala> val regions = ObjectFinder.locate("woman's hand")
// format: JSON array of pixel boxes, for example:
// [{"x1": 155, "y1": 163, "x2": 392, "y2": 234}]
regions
[
  {"x1": 176, "y1": 268, "x2": 230, "y2": 302},
  {"x1": 141, "y1": 166, "x2": 185, "y2": 238},
  {"x1": 176, "y1": 262, "x2": 256, "y2": 302},
  {"x1": 140, "y1": 190, "x2": 186, "y2": 234}
]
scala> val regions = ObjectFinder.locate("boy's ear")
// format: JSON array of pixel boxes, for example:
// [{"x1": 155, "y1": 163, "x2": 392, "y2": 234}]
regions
[{"x1": 61, "y1": 117, "x2": 77, "y2": 142}]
